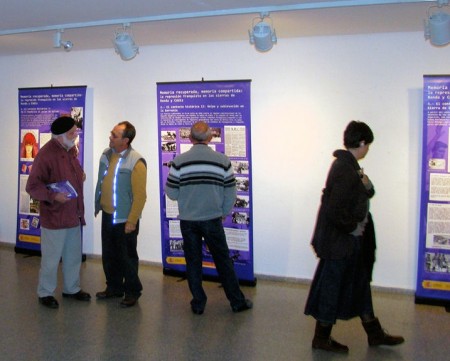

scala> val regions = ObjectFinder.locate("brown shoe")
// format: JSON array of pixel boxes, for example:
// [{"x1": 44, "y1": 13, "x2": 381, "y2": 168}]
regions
[
  {"x1": 362, "y1": 318, "x2": 405, "y2": 346},
  {"x1": 120, "y1": 295, "x2": 139, "y2": 308},
  {"x1": 312, "y1": 337, "x2": 349, "y2": 353},
  {"x1": 62, "y1": 290, "x2": 91, "y2": 301},
  {"x1": 312, "y1": 321, "x2": 349, "y2": 353},
  {"x1": 96, "y1": 289, "x2": 124, "y2": 299}
]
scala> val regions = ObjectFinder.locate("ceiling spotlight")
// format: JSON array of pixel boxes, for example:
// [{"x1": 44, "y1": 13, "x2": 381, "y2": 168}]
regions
[
  {"x1": 113, "y1": 23, "x2": 139, "y2": 61},
  {"x1": 425, "y1": 0, "x2": 450, "y2": 46},
  {"x1": 249, "y1": 12, "x2": 277, "y2": 52},
  {"x1": 53, "y1": 30, "x2": 73, "y2": 52}
]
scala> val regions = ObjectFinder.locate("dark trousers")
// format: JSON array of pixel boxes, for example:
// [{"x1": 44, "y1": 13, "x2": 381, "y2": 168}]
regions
[
  {"x1": 180, "y1": 217, "x2": 245, "y2": 309},
  {"x1": 101, "y1": 212, "x2": 142, "y2": 297}
]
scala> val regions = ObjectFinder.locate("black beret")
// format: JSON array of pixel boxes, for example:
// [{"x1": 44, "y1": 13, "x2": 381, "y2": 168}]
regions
[{"x1": 51, "y1": 116, "x2": 76, "y2": 135}]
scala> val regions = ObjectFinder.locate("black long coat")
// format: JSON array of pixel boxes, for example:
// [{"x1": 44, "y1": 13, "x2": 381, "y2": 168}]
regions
[{"x1": 311, "y1": 150, "x2": 376, "y2": 277}]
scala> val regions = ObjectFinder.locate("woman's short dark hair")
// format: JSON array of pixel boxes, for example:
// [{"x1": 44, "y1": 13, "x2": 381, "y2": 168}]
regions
[{"x1": 343, "y1": 120, "x2": 374, "y2": 148}]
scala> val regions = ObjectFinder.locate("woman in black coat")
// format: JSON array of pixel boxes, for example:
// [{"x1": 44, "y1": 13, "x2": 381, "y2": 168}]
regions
[{"x1": 304, "y1": 121, "x2": 404, "y2": 353}]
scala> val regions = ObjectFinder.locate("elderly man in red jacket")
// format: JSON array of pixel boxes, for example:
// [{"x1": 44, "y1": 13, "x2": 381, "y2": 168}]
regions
[{"x1": 26, "y1": 116, "x2": 90, "y2": 309}]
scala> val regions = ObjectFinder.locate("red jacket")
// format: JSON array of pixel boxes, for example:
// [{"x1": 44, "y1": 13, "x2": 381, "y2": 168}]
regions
[{"x1": 26, "y1": 138, "x2": 85, "y2": 229}]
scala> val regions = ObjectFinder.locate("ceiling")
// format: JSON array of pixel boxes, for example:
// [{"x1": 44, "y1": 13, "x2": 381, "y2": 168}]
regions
[{"x1": 0, "y1": 0, "x2": 436, "y2": 56}]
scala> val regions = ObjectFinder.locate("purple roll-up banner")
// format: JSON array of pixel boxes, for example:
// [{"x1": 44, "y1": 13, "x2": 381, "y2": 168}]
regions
[
  {"x1": 416, "y1": 75, "x2": 450, "y2": 307},
  {"x1": 157, "y1": 80, "x2": 255, "y2": 285},
  {"x1": 16, "y1": 86, "x2": 87, "y2": 254}
]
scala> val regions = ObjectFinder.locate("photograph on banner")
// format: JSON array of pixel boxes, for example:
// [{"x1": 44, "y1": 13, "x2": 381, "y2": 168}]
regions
[
  {"x1": 424, "y1": 252, "x2": 450, "y2": 273},
  {"x1": 20, "y1": 129, "x2": 39, "y2": 160},
  {"x1": 427, "y1": 125, "x2": 449, "y2": 170},
  {"x1": 157, "y1": 80, "x2": 255, "y2": 282}
]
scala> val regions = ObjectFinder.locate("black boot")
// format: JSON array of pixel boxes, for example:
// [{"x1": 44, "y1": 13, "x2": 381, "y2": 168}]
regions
[
  {"x1": 362, "y1": 317, "x2": 405, "y2": 346},
  {"x1": 312, "y1": 321, "x2": 349, "y2": 353}
]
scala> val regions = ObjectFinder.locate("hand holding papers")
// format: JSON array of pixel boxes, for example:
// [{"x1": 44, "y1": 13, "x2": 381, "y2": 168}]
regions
[{"x1": 47, "y1": 180, "x2": 78, "y2": 199}]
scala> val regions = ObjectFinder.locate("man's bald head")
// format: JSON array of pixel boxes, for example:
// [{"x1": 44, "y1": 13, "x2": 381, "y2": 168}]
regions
[{"x1": 190, "y1": 121, "x2": 212, "y2": 144}]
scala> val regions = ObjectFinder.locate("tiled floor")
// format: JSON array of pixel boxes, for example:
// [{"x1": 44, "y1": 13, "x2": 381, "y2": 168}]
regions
[{"x1": 0, "y1": 244, "x2": 448, "y2": 361}]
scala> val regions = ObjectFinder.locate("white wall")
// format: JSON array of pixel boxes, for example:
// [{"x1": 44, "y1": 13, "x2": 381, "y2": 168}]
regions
[{"x1": 1, "y1": 31, "x2": 448, "y2": 291}]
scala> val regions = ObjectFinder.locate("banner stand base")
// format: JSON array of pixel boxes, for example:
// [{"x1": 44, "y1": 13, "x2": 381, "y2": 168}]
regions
[
  {"x1": 415, "y1": 296, "x2": 450, "y2": 312},
  {"x1": 15, "y1": 246, "x2": 41, "y2": 257},
  {"x1": 14, "y1": 247, "x2": 87, "y2": 262},
  {"x1": 163, "y1": 267, "x2": 257, "y2": 287}
]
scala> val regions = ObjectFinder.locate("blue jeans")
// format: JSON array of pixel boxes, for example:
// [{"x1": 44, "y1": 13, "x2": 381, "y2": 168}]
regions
[
  {"x1": 180, "y1": 218, "x2": 246, "y2": 309},
  {"x1": 101, "y1": 212, "x2": 142, "y2": 297}
]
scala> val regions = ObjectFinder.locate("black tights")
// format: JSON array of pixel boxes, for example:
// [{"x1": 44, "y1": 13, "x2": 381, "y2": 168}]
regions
[{"x1": 319, "y1": 312, "x2": 375, "y2": 327}]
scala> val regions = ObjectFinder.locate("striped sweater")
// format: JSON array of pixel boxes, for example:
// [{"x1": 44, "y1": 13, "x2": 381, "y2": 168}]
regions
[{"x1": 165, "y1": 144, "x2": 236, "y2": 221}]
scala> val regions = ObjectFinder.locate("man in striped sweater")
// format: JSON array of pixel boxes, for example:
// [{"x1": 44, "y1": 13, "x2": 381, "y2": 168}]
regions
[{"x1": 165, "y1": 121, "x2": 252, "y2": 315}]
